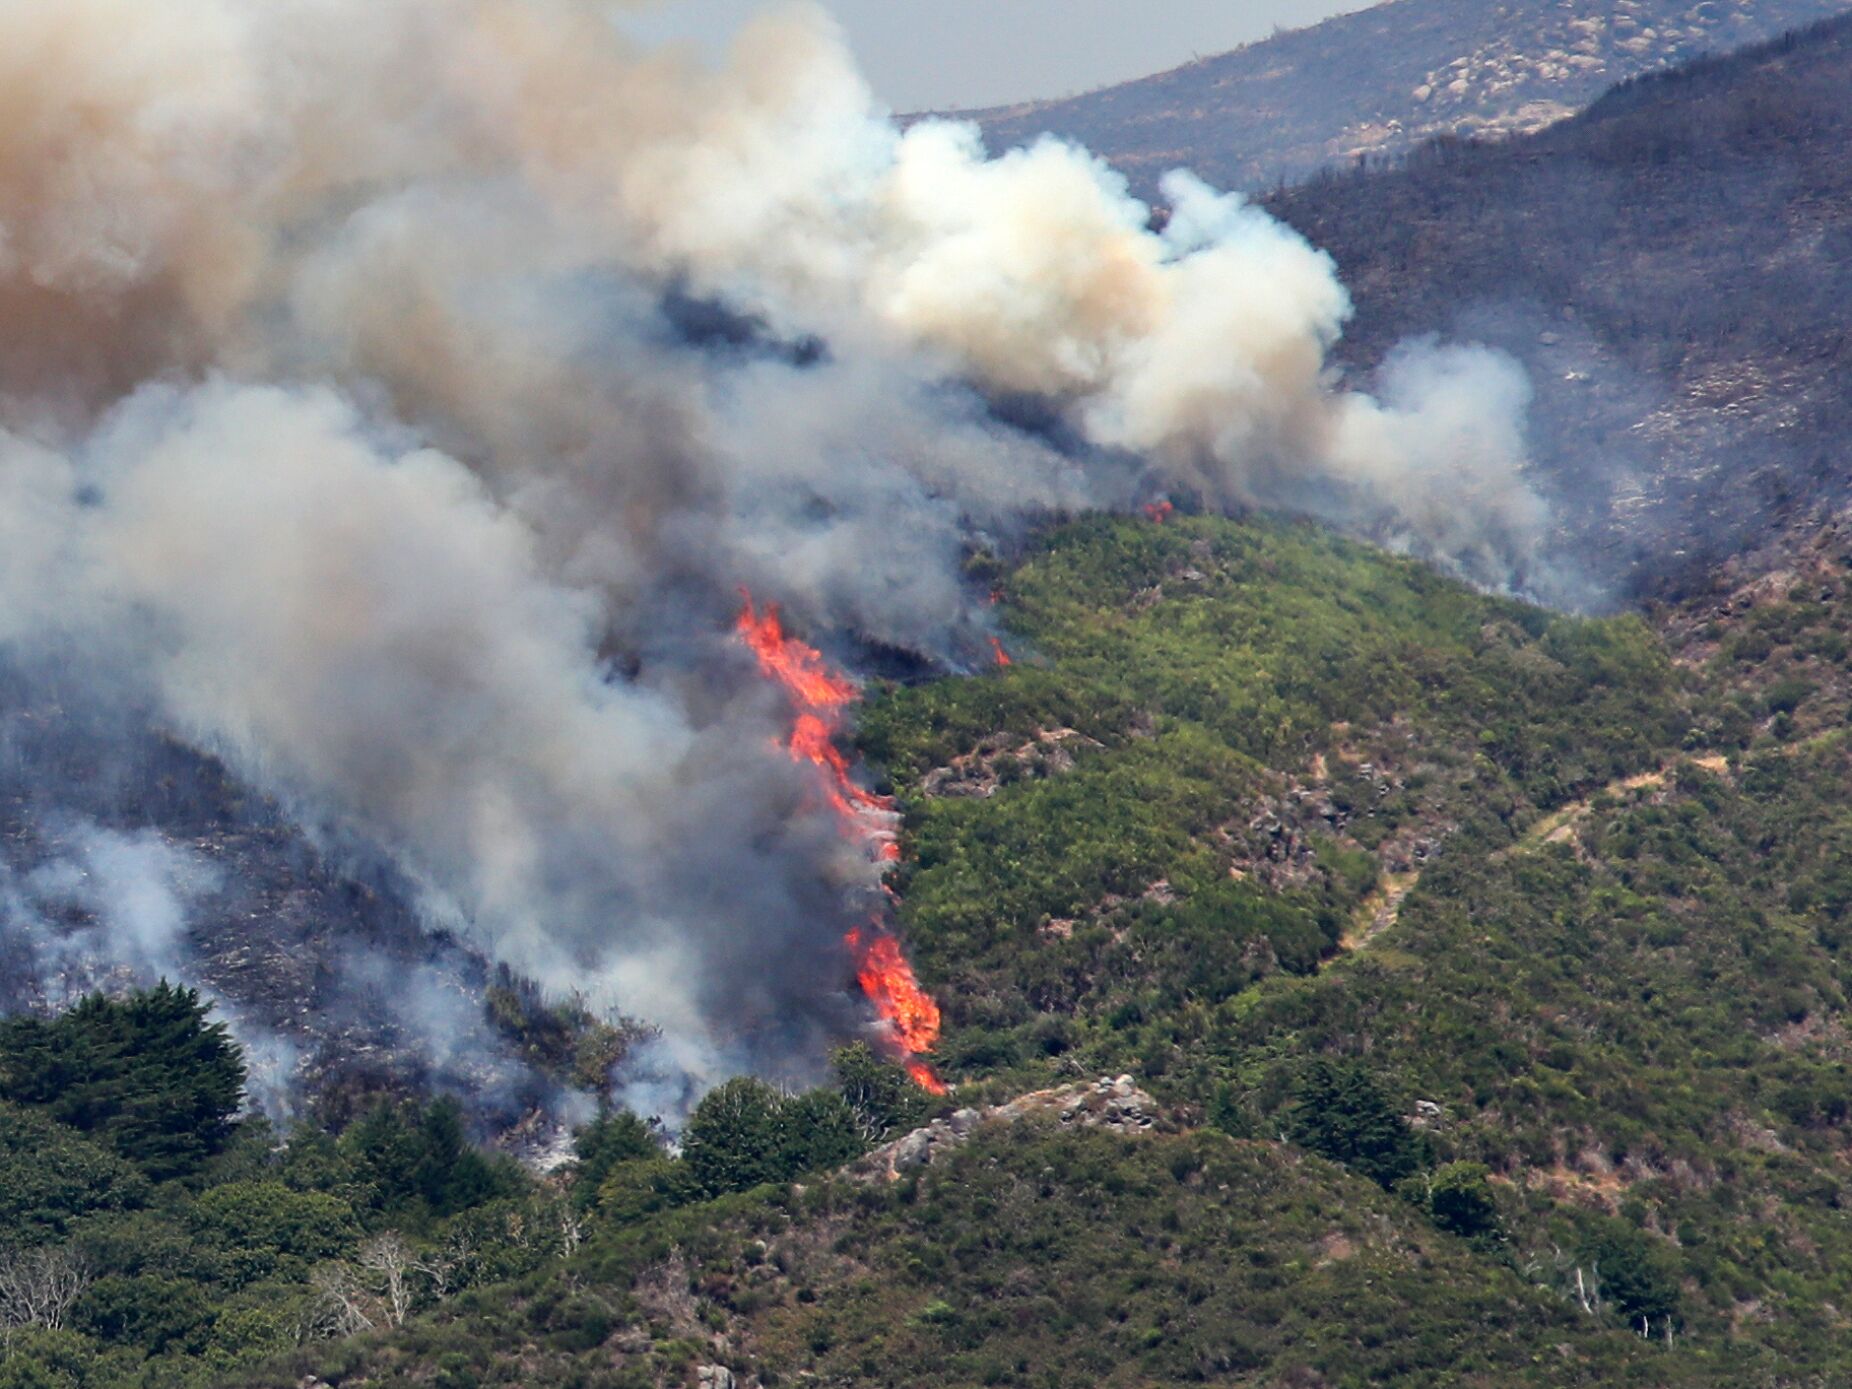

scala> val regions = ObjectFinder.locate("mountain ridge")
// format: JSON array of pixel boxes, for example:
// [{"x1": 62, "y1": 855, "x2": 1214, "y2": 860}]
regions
[{"x1": 955, "y1": 0, "x2": 1852, "y2": 195}]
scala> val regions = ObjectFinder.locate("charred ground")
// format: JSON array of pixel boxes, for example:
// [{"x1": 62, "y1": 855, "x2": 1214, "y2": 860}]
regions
[{"x1": 1265, "y1": 13, "x2": 1852, "y2": 601}]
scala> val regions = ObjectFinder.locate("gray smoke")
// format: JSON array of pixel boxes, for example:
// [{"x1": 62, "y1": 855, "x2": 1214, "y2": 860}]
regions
[
  {"x1": 0, "y1": 819, "x2": 303, "y2": 1118},
  {"x1": 0, "y1": 0, "x2": 1558, "y2": 1106}
]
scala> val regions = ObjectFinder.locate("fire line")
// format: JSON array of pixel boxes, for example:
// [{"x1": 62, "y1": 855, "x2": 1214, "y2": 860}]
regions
[{"x1": 735, "y1": 593, "x2": 946, "y2": 1093}]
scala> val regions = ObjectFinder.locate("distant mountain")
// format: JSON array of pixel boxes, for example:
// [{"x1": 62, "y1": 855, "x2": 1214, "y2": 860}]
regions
[
  {"x1": 1265, "y1": 13, "x2": 1852, "y2": 599},
  {"x1": 956, "y1": 0, "x2": 1852, "y2": 195}
]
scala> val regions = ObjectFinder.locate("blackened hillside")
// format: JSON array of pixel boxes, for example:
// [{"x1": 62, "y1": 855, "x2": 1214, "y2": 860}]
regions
[{"x1": 1267, "y1": 14, "x2": 1852, "y2": 598}]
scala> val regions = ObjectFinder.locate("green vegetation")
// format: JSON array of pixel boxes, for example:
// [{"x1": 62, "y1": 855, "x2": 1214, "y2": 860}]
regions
[
  {"x1": 23, "y1": 510, "x2": 1852, "y2": 1387},
  {"x1": 867, "y1": 514, "x2": 1686, "y2": 1090},
  {"x1": 0, "y1": 988, "x2": 566, "y2": 1385},
  {"x1": 0, "y1": 983, "x2": 244, "y2": 1180}
]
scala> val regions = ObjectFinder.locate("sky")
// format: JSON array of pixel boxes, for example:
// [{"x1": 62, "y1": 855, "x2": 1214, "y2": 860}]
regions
[{"x1": 621, "y1": 0, "x2": 1382, "y2": 111}]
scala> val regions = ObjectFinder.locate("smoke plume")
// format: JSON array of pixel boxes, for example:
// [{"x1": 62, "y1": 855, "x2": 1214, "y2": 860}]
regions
[{"x1": 0, "y1": 0, "x2": 1554, "y2": 1106}]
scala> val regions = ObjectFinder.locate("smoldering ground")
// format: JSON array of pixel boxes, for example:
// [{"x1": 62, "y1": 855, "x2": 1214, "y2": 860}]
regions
[{"x1": 0, "y1": 0, "x2": 1565, "y2": 1115}]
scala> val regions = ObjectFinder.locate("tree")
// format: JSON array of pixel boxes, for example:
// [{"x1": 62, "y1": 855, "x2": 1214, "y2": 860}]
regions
[
  {"x1": 340, "y1": 1103, "x2": 422, "y2": 1212},
  {"x1": 354, "y1": 1233, "x2": 416, "y2": 1328},
  {"x1": 72, "y1": 1273, "x2": 211, "y2": 1355},
  {"x1": 0, "y1": 984, "x2": 245, "y2": 1180},
  {"x1": 0, "y1": 1247, "x2": 91, "y2": 1334},
  {"x1": 1583, "y1": 1228, "x2": 1680, "y2": 1328},
  {"x1": 571, "y1": 1109, "x2": 661, "y2": 1208},
  {"x1": 413, "y1": 1097, "x2": 502, "y2": 1215},
  {"x1": 833, "y1": 1044, "x2": 927, "y2": 1144},
  {"x1": 190, "y1": 1181, "x2": 356, "y2": 1288},
  {"x1": 681, "y1": 1078, "x2": 787, "y2": 1197},
  {"x1": 340, "y1": 1097, "x2": 508, "y2": 1219},
  {"x1": 304, "y1": 1263, "x2": 375, "y2": 1340},
  {"x1": 1286, "y1": 1059, "x2": 1423, "y2": 1190},
  {"x1": 596, "y1": 1157, "x2": 690, "y2": 1223},
  {"x1": 1424, "y1": 1161, "x2": 1501, "y2": 1241},
  {"x1": 0, "y1": 1103, "x2": 148, "y2": 1244},
  {"x1": 777, "y1": 1090, "x2": 865, "y2": 1175}
]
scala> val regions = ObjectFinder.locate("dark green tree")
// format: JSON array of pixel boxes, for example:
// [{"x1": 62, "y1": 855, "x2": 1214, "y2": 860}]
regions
[
  {"x1": 777, "y1": 1090, "x2": 865, "y2": 1175},
  {"x1": 0, "y1": 1103, "x2": 149, "y2": 1243},
  {"x1": 0, "y1": 983, "x2": 245, "y2": 1180},
  {"x1": 1425, "y1": 1161, "x2": 1501, "y2": 1241},
  {"x1": 571, "y1": 1109, "x2": 661, "y2": 1209},
  {"x1": 340, "y1": 1102, "x2": 422, "y2": 1213},
  {"x1": 1585, "y1": 1227, "x2": 1680, "y2": 1329},
  {"x1": 1285, "y1": 1059, "x2": 1422, "y2": 1190},
  {"x1": 413, "y1": 1097, "x2": 503, "y2": 1216},
  {"x1": 74, "y1": 1274, "x2": 212, "y2": 1356},
  {"x1": 681, "y1": 1077, "x2": 787, "y2": 1197},
  {"x1": 832, "y1": 1044, "x2": 926, "y2": 1143}
]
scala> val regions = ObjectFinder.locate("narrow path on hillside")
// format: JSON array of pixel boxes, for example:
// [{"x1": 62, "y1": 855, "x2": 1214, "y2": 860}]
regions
[
  {"x1": 1506, "y1": 753, "x2": 1729, "y2": 857},
  {"x1": 1339, "y1": 871, "x2": 1420, "y2": 954},
  {"x1": 1332, "y1": 753, "x2": 1733, "y2": 961}
]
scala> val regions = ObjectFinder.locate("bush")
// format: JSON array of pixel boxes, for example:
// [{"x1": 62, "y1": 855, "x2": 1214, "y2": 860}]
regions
[
  {"x1": 1424, "y1": 1162, "x2": 1500, "y2": 1241},
  {"x1": 1583, "y1": 1227, "x2": 1680, "y2": 1329}
]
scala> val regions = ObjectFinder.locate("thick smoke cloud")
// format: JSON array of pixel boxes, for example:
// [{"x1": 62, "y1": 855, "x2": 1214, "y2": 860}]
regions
[{"x1": 0, "y1": 0, "x2": 1555, "y2": 1106}]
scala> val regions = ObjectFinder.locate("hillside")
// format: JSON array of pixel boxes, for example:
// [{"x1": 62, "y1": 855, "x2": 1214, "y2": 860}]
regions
[
  {"x1": 1265, "y1": 13, "x2": 1852, "y2": 600},
  {"x1": 11, "y1": 10, "x2": 1852, "y2": 1389},
  {"x1": 7, "y1": 509, "x2": 1848, "y2": 1386},
  {"x1": 961, "y1": 0, "x2": 1852, "y2": 195}
]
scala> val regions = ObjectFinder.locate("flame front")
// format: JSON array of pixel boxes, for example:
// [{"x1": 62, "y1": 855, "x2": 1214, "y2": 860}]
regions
[{"x1": 736, "y1": 592, "x2": 944, "y2": 1090}]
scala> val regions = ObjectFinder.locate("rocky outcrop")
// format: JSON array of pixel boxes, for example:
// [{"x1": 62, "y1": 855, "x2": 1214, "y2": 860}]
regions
[{"x1": 855, "y1": 1075, "x2": 1167, "y2": 1181}]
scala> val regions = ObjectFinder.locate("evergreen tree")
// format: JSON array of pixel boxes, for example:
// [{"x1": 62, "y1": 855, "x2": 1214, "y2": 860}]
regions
[
  {"x1": 0, "y1": 983, "x2": 245, "y2": 1180},
  {"x1": 571, "y1": 1109, "x2": 661, "y2": 1209},
  {"x1": 414, "y1": 1096, "x2": 502, "y2": 1215},
  {"x1": 1286, "y1": 1059, "x2": 1422, "y2": 1190}
]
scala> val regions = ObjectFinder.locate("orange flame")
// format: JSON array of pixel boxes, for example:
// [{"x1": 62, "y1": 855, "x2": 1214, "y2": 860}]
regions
[
  {"x1": 1143, "y1": 499, "x2": 1175, "y2": 524},
  {"x1": 847, "y1": 928, "x2": 948, "y2": 1095},
  {"x1": 989, "y1": 635, "x2": 1012, "y2": 668},
  {"x1": 736, "y1": 597, "x2": 857, "y2": 712},
  {"x1": 736, "y1": 590, "x2": 944, "y2": 1091}
]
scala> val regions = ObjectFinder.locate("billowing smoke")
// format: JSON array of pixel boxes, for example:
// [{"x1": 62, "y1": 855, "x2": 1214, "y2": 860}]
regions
[{"x1": 0, "y1": 0, "x2": 1553, "y2": 1107}]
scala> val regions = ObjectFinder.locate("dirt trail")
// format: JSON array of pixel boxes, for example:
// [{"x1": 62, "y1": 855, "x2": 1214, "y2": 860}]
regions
[
  {"x1": 1333, "y1": 753, "x2": 1732, "y2": 960},
  {"x1": 1508, "y1": 754, "x2": 1730, "y2": 857},
  {"x1": 1339, "y1": 871, "x2": 1420, "y2": 954}
]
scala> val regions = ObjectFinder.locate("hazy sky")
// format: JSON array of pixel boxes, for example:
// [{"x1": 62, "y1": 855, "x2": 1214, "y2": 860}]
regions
[{"x1": 622, "y1": 1, "x2": 1381, "y2": 111}]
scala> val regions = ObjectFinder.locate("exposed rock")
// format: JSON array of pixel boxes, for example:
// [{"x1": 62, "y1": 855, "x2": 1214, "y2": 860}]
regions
[
  {"x1": 965, "y1": 0, "x2": 1850, "y2": 197},
  {"x1": 921, "y1": 727, "x2": 1102, "y2": 799},
  {"x1": 853, "y1": 1077, "x2": 1168, "y2": 1182}
]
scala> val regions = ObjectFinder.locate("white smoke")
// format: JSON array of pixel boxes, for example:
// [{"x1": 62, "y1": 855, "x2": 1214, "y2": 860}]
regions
[
  {"x1": 0, "y1": 819, "x2": 304, "y2": 1118},
  {"x1": 0, "y1": 0, "x2": 1555, "y2": 1102}
]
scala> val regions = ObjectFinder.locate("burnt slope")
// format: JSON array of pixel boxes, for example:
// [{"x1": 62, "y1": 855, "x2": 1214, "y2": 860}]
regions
[{"x1": 1266, "y1": 14, "x2": 1852, "y2": 598}]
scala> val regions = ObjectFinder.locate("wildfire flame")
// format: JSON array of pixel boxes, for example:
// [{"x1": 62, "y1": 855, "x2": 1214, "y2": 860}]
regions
[
  {"x1": 989, "y1": 636, "x2": 1012, "y2": 668},
  {"x1": 735, "y1": 592, "x2": 945, "y2": 1092},
  {"x1": 1143, "y1": 499, "x2": 1176, "y2": 524}
]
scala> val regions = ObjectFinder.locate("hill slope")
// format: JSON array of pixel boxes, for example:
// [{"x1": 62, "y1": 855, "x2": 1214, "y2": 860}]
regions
[
  {"x1": 167, "y1": 505, "x2": 1852, "y2": 1388},
  {"x1": 962, "y1": 0, "x2": 1852, "y2": 195},
  {"x1": 1266, "y1": 14, "x2": 1852, "y2": 599}
]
